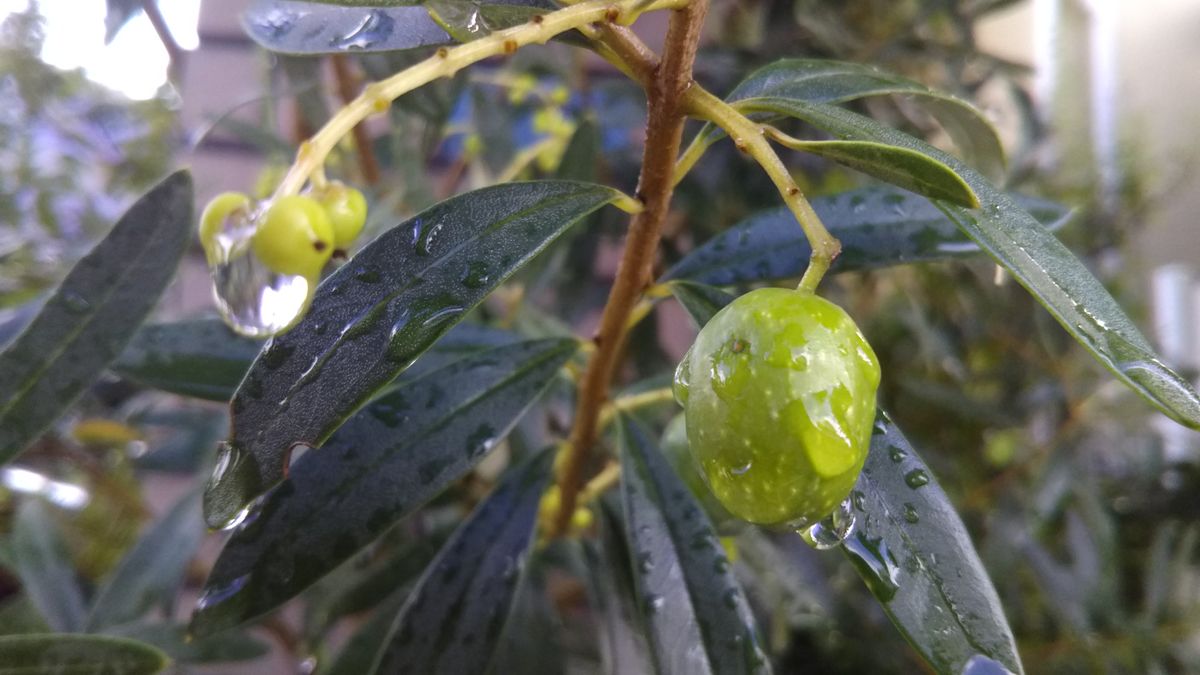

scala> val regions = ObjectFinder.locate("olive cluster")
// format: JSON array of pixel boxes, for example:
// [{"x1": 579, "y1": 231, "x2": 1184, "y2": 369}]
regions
[{"x1": 199, "y1": 182, "x2": 368, "y2": 278}]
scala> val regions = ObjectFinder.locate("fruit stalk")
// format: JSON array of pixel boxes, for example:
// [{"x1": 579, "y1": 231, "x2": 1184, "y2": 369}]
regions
[{"x1": 551, "y1": 0, "x2": 709, "y2": 537}]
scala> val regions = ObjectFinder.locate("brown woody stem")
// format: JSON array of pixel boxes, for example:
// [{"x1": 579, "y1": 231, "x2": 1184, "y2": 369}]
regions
[{"x1": 551, "y1": 0, "x2": 708, "y2": 537}]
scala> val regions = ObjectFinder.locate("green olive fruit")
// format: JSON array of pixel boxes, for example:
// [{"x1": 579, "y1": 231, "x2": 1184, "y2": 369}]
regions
[
  {"x1": 199, "y1": 192, "x2": 252, "y2": 265},
  {"x1": 314, "y1": 182, "x2": 368, "y2": 248},
  {"x1": 661, "y1": 414, "x2": 741, "y2": 535},
  {"x1": 674, "y1": 287, "x2": 880, "y2": 527},
  {"x1": 251, "y1": 195, "x2": 335, "y2": 277}
]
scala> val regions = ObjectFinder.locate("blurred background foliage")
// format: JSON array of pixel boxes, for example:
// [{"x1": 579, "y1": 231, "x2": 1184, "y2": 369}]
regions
[{"x1": 0, "y1": 0, "x2": 1197, "y2": 673}]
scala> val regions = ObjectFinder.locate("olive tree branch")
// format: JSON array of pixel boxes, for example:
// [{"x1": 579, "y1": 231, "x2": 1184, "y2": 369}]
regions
[{"x1": 550, "y1": 0, "x2": 709, "y2": 537}]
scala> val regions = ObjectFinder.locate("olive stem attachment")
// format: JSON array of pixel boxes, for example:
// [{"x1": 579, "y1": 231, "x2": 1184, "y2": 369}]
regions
[{"x1": 271, "y1": 0, "x2": 692, "y2": 200}]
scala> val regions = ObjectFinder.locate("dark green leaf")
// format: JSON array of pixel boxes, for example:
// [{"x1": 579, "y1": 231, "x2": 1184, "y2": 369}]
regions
[
  {"x1": 617, "y1": 415, "x2": 771, "y2": 675},
  {"x1": 725, "y1": 58, "x2": 1005, "y2": 179},
  {"x1": 112, "y1": 321, "x2": 262, "y2": 402},
  {"x1": 0, "y1": 171, "x2": 193, "y2": 466},
  {"x1": 665, "y1": 280, "x2": 735, "y2": 328},
  {"x1": 663, "y1": 186, "x2": 1070, "y2": 286},
  {"x1": 321, "y1": 590, "x2": 409, "y2": 675},
  {"x1": 0, "y1": 634, "x2": 169, "y2": 675},
  {"x1": 737, "y1": 97, "x2": 1200, "y2": 429},
  {"x1": 103, "y1": 623, "x2": 268, "y2": 664},
  {"x1": 786, "y1": 140, "x2": 978, "y2": 206},
  {"x1": 204, "y1": 181, "x2": 617, "y2": 528},
  {"x1": 585, "y1": 502, "x2": 655, "y2": 675},
  {"x1": 112, "y1": 319, "x2": 519, "y2": 402},
  {"x1": 842, "y1": 410, "x2": 1022, "y2": 674},
  {"x1": 191, "y1": 339, "x2": 576, "y2": 636},
  {"x1": 242, "y1": 1, "x2": 450, "y2": 55},
  {"x1": 87, "y1": 492, "x2": 205, "y2": 631},
  {"x1": 11, "y1": 501, "x2": 86, "y2": 633},
  {"x1": 368, "y1": 450, "x2": 554, "y2": 674}
]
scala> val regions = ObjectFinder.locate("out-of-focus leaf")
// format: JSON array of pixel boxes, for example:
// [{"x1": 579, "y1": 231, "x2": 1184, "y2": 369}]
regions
[
  {"x1": 842, "y1": 410, "x2": 1022, "y2": 674},
  {"x1": 320, "y1": 589, "x2": 408, "y2": 675},
  {"x1": 104, "y1": 0, "x2": 143, "y2": 43},
  {"x1": 738, "y1": 96, "x2": 1200, "y2": 430},
  {"x1": 367, "y1": 450, "x2": 553, "y2": 674},
  {"x1": 104, "y1": 623, "x2": 268, "y2": 664},
  {"x1": 585, "y1": 502, "x2": 655, "y2": 675},
  {"x1": 724, "y1": 58, "x2": 1006, "y2": 179},
  {"x1": 0, "y1": 634, "x2": 168, "y2": 674},
  {"x1": 86, "y1": 492, "x2": 205, "y2": 631},
  {"x1": 11, "y1": 501, "x2": 86, "y2": 633},
  {"x1": 203, "y1": 181, "x2": 617, "y2": 529},
  {"x1": 112, "y1": 319, "x2": 519, "y2": 402},
  {"x1": 617, "y1": 415, "x2": 771, "y2": 674},
  {"x1": 0, "y1": 596, "x2": 50, "y2": 636},
  {"x1": 786, "y1": 140, "x2": 978, "y2": 206},
  {"x1": 665, "y1": 280, "x2": 736, "y2": 329},
  {"x1": 111, "y1": 321, "x2": 262, "y2": 402},
  {"x1": 0, "y1": 171, "x2": 193, "y2": 466},
  {"x1": 191, "y1": 339, "x2": 576, "y2": 637},
  {"x1": 489, "y1": 559, "x2": 567, "y2": 675},
  {"x1": 663, "y1": 186, "x2": 1070, "y2": 286}
]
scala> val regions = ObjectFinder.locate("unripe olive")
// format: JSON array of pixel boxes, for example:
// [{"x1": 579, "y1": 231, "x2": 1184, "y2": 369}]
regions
[
  {"x1": 199, "y1": 192, "x2": 252, "y2": 265},
  {"x1": 675, "y1": 288, "x2": 880, "y2": 527},
  {"x1": 314, "y1": 182, "x2": 368, "y2": 249},
  {"x1": 251, "y1": 195, "x2": 335, "y2": 277},
  {"x1": 661, "y1": 414, "x2": 740, "y2": 534}
]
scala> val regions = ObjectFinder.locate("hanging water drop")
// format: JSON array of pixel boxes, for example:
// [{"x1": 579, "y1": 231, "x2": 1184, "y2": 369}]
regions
[
  {"x1": 904, "y1": 469, "x2": 929, "y2": 489},
  {"x1": 330, "y1": 9, "x2": 396, "y2": 50},
  {"x1": 799, "y1": 495, "x2": 856, "y2": 550},
  {"x1": 61, "y1": 291, "x2": 91, "y2": 314}
]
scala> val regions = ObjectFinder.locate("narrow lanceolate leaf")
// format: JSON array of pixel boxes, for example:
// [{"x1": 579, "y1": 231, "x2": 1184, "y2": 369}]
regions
[
  {"x1": 112, "y1": 320, "x2": 519, "y2": 403},
  {"x1": 367, "y1": 450, "x2": 554, "y2": 674},
  {"x1": 11, "y1": 501, "x2": 87, "y2": 634},
  {"x1": 663, "y1": 186, "x2": 1070, "y2": 287},
  {"x1": 738, "y1": 97, "x2": 1200, "y2": 430},
  {"x1": 665, "y1": 281, "x2": 736, "y2": 329},
  {"x1": 785, "y1": 140, "x2": 978, "y2": 207},
  {"x1": 191, "y1": 339, "x2": 576, "y2": 637},
  {"x1": 617, "y1": 415, "x2": 771, "y2": 675},
  {"x1": 204, "y1": 181, "x2": 618, "y2": 529},
  {"x1": 0, "y1": 634, "x2": 169, "y2": 675},
  {"x1": 0, "y1": 171, "x2": 193, "y2": 466},
  {"x1": 586, "y1": 503, "x2": 655, "y2": 675},
  {"x1": 843, "y1": 410, "x2": 1022, "y2": 675},
  {"x1": 242, "y1": 0, "x2": 450, "y2": 54},
  {"x1": 87, "y1": 492, "x2": 205, "y2": 631},
  {"x1": 112, "y1": 321, "x2": 263, "y2": 402},
  {"x1": 725, "y1": 58, "x2": 1006, "y2": 179}
]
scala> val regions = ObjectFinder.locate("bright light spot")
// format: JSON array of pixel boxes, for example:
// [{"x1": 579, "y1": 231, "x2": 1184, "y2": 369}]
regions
[
  {"x1": 2, "y1": 466, "x2": 90, "y2": 509},
  {"x1": 0, "y1": 0, "x2": 200, "y2": 100}
]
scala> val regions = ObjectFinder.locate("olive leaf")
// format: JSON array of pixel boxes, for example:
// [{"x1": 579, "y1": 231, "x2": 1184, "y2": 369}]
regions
[
  {"x1": 10, "y1": 501, "x2": 87, "y2": 634},
  {"x1": 617, "y1": 414, "x2": 772, "y2": 675},
  {"x1": 844, "y1": 411, "x2": 1024, "y2": 675},
  {"x1": 366, "y1": 450, "x2": 553, "y2": 674},
  {"x1": 204, "y1": 181, "x2": 618, "y2": 529},
  {"x1": 0, "y1": 171, "x2": 193, "y2": 466},
  {"x1": 0, "y1": 634, "x2": 169, "y2": 675},
  {"x1": 663, "y1": 186, "x2": 1070, "y2": 286},
  {"x1": 191, "y1": 339, "x2": 576, "y2": 636},
  {"x1": 734, "y1": 96, "x2": 1200, "y2": 430}
]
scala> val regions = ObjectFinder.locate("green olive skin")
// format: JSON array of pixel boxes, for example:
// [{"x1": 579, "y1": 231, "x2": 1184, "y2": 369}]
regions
[
  {"x1": 252, "y1": 195, "x2": 335, "y2": 277},
  {"x1": 199, "y1": 192, "x2": 252, "y2": 265},
  {"x1": 675, "y1": 288, "x2": 880, "y2": 527},
  {"x1": 315, "y1": 182, "x2": 368, "y2": 248}
]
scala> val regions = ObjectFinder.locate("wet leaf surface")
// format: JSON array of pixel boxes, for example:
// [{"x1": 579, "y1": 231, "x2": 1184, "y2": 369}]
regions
[{"x1": 0, "y1": 634, "x2": 168, "y2": 675}]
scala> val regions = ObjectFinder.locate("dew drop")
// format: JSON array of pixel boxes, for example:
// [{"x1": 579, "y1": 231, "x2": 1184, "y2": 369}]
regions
[
  {"x1": 460, "y1": 261, "x2": 491, "y2": 289},
  {"x1": 672, "y1": 348, "x2": 692, "y2": 406},
  {"x1": 644, "y1": 593, "x2": 664, "y2": 614},
  {"x1": 730, "y1": 461, "x2": 752, "y2": 476},
  {"x1": 637, "y1": 551, "x2": 654, "y2": 574},
  {"x1": 902, "y1": 502, "x2": 920, "y2": 523},
  {"x1": 904, "y1": 469, "x2": 929, "y2": 489},
  {"x1": 61, "y1": 291, "x2": 91, "y2": 314},
  {"x1": 888, "y1": 445, "x2": 907, "y2": 463},
  {"x1": 329, "y1": 9, "x2": 395, "y2": 50},
  {"x1": 195, "y1": 574, "x2": 250, "y2": 612},
  {"x1": 799, "y1": 496, "x2": 856, "y2": 550},
  {"x1": 842, "y1": 530, "x2": 901, "y2": 601}
]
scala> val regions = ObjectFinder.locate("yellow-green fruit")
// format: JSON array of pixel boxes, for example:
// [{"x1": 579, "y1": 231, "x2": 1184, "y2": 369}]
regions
[
  {"x1": 199, "y1": 192, "x2": 252, "y2": 264},
  {"x1": 674, "y1": 288, "x2": 880, "y2": 527},
  {"x1": 315, "y1": 182, "x2": 368, "y2": 248},
  {"x1": 661, "y1": 414, "x2": 740, "y2": 534},
  {"x1": 252, "y1": 195, "x2": 334, "y2": 277}
]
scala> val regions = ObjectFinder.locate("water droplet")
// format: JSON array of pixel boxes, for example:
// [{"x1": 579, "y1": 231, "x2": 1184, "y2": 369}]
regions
[
  {"x1": 460, "y1": 261, "x2": 491, "y2": 289},
  {"x1": 902, "y1": 502, "x2": 920, "y2": 523},
  {"x1": 851, "y1": 490, "x2": 866, "y2": 512},
  {"x1": 61, "y1": 291, "x2": 90, "y2": 314},
  {"x1": 260, "y1": 339, "x2": 295, "y2": 370},
  {"x1": 961, "y1": 654, "x2": 1016, "y2": 675},
  {"x1": 888, "y1": 445, "x2": 906, "y2": 463},
  {"x1": 255, "y1": 8, "x2": 294, "y2": 38},
  {"x1": 673, "y1": 347, "x2": 692, "y2": 406},
  {"x1": 799, "y1": 496, "x2": 856, "y2": 550},
  {"x1": 644, "y1": 593, "x2": 664, "y2": 613},
  {"x1": 904, "y1": 469, "x2": 929, "y2": 489},
  {"x1": 412, "y1": 219, "x2": 445, "y2": 256},
  {"x1": 637, "y1": 552, "x2": 654, "y2": 574},
  {"x1": 730, "y1": 461, "x2": 752, "y2": 476},
  {"x1": 195, "y1": 574, "x2": 250, "y2": 612},
  {"x1": 330, "y1": 9, "x2": 395, "y2": 50},
  {"x1": 721, "y1": 588, "x2": 739, "y2": 609},
  {"x1": 842, "y1": 530, "x2": 901, "y2": 601},
  {"x1": 713, "y1": 557, "x2": 730, "y2": 574},
  {"x1": 465, "y1": 424, "x2": 495, "y2": 459}
]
